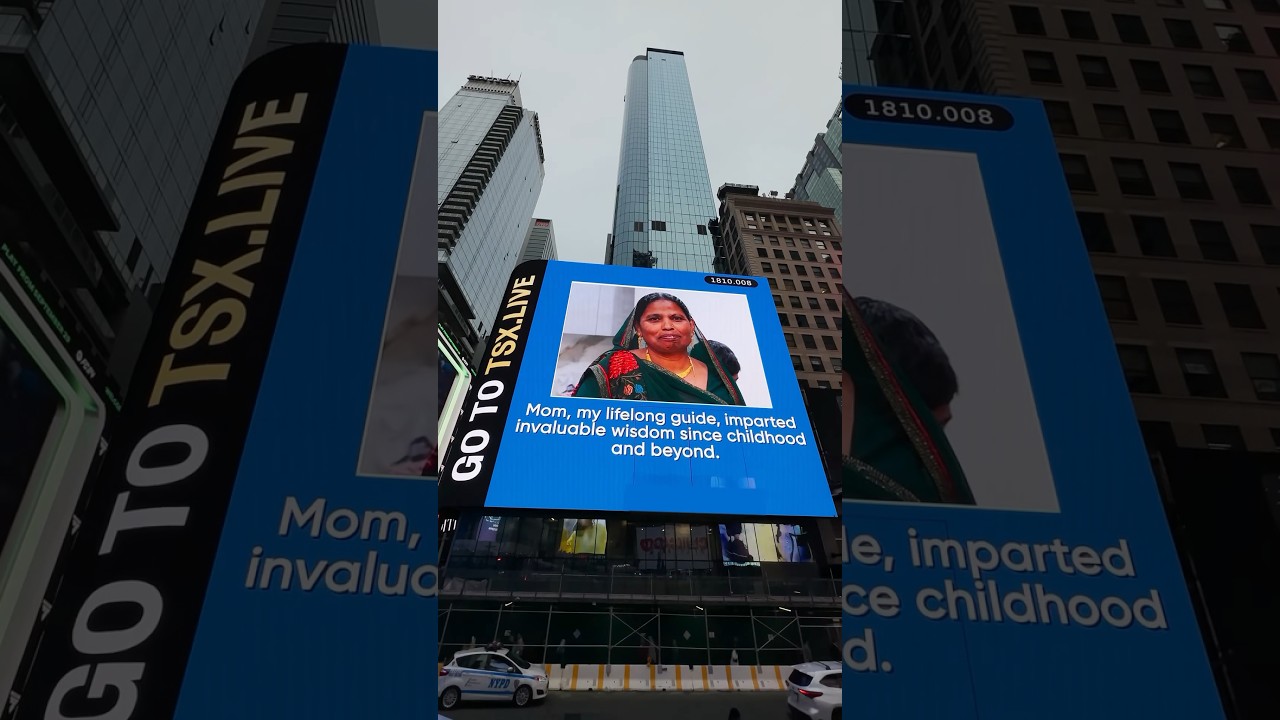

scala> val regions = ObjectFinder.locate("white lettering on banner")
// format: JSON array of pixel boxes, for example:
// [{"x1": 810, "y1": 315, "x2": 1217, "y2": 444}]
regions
[
  {"x1": 845, "y1": 529, "x2": 1170, "y2": 675},
  {"x1": 251, "y1": 496, "x2": 436, "y2": 598}
]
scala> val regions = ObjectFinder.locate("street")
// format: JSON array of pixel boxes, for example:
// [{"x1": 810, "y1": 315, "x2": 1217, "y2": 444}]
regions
[{"x1": 442, "y1": 690, "x2": 789, "y2": 719}]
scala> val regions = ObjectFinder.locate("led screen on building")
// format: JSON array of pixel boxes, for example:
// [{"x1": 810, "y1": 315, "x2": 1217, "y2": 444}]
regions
[
  {"x1": 439, "y1": 260, "x2": 835, "y2": 517},
  {"x1": 10, "y1": 46, "x2": 438, "y2": 720},
  {"x1": 840, "y1": 84, "x2": 1223, "y2": 719}
]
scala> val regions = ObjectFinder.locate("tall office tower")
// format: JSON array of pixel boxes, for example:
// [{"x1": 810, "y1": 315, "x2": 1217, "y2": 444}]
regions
[
  {"x1": 713, "y1": 184, "x2": 844, "y2": 391},
  {"x1": 519, "y1": 217, "x2": 558, "y2": 262},
  {"x1": 438, "y1": 76, "x2": 545, "y2": 363},
  {"x1": 248, "y1": 0, "x2": 379, "y2": 63},
  {"x1": 860, "y1": 0, "x2": 1280, "y2": 455},
  {"x1": 789, "y1": 105, "x2": 844, "y2": 226},
  {"x1": 607, "y1": 48, "x2": 718, "y2": 271}
]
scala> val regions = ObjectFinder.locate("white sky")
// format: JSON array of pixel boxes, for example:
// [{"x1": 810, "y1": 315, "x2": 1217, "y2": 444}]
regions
[{"x1": 433, "y1": 0, "x2": 840, "y2": 263}]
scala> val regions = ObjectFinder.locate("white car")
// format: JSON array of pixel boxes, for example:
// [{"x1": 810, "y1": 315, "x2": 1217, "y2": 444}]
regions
[
  {"x1": 786, "y1": 661, "x2": 842, "y2": 720},
  {"x1": 438, "y1": 647, "x2": 549, "y2": 711}
]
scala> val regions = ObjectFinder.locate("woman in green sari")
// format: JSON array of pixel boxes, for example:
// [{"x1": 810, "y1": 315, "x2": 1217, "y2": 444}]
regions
[
  {"x1": 573, "y1": 292, "x2": 746, "y2": 406},
  {"x1": 842, "y1": 288, "x2": 976, "y2": 505}
]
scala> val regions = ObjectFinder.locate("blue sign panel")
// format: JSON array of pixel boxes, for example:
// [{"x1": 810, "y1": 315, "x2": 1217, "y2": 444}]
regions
[
  {"x1": 840, "y1": 84, "x2": 1223, "y2": 718},
  {"x1": 440, "y1": 260, "x2": 835, "y2": 517},
  {"x1": 10, "y1": 45, "x2": 438, "y2": 720}
]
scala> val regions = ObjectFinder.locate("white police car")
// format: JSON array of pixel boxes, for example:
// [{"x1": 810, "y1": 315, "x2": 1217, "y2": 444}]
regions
[
  {"x1": 438, "y1": 647, "x2": 549, "y2": 710},
  {"x1": 786, "y1": 661, "x2": 842, "y2": 720}
]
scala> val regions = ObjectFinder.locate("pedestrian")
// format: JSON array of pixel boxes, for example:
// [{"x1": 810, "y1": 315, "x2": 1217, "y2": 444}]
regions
[
  {"x1": 647, "y1": 633, "x2": 661, "y2": 671},
  {"x1": 514, "y1": 633, "x2": 525, "y2": 658},
  {"x1": 556, "y1": 638, "x2": 567, "y2": 669},
  {"x1": 730, "y1": 648, "x2": 739, "y2": 666},
  {"x1": 727, "y1": 709, "x2": 741, "y2": 720}
]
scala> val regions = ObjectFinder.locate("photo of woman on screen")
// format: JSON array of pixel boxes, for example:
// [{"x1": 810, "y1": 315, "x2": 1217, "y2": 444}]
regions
[
  {"x1": 572, "y1": 292, "x2": 745, "y2": 406},
  {"x1": 842, "y1": 287, "x2": 976, "y2": 505}
]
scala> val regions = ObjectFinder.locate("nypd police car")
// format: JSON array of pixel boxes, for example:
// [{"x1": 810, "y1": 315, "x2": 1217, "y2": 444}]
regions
[{"x1": 438, "y1": 646, "x2": 549, "y2": 710}]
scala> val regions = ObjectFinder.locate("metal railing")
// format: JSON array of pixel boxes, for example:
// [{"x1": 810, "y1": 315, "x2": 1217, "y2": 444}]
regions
[{"x1": 440, "y1": 569, "x2": 840, "y2": 606}]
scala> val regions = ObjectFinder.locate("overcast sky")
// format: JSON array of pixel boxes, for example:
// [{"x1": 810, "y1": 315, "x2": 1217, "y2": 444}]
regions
[{"x1": 383, "y1": 1, "x2": 838, "y2": 264}]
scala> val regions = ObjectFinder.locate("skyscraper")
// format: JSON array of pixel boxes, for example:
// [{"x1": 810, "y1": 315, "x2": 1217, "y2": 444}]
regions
[
  {"x1": 607, "y1": 48, "x2": 718, "y2": 271},
  {"x1": 248, "y1": 0, "x2": 380, "y2": 63},
  {"x1": 789, "y1": 105, "x2": 844, "y2": 226},
  {"x1": 438, "y1": 75, "x2": 545, "y2": 362},
  {"x1": 519, "y1": 218, "x2": 558, "y2": 262}
]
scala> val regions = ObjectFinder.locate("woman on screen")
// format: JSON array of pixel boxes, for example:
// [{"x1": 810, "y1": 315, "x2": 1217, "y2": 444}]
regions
[
  {"x1": 572, "y1": 292, "x2": 745, "y2": 406},
  {"x1": 842, "y1": 288, "x2": 976, "y2": 505}
]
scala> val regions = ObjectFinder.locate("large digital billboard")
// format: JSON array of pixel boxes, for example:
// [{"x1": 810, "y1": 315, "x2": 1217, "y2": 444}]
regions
[
  {"x1": 840, "y1": 85, "x2": 1223, "y2": 718},
  {"x1": 9, "y1": 46, "x2": 438, "y2": 720},
  {"x1": 439, "y1": 260, "x2": 835, "y2": 517}
]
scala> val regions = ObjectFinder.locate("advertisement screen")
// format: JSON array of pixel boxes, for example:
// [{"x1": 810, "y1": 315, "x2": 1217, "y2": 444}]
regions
[
  {"x1": 840, "y1": 85, "x2": 1223, "y2": 719},
  {"x1": 717, "y1": 522, "x2": 813, "y2": 566},
  {"x1": 11, "y1": 46, "x2": 439, "y2": 720},
  {"x1": 557, "y1": 518, "x2": 608, "y2": 555},
  {"x1": 440, "y1": 261, "x2": 834, "y2": 517}
]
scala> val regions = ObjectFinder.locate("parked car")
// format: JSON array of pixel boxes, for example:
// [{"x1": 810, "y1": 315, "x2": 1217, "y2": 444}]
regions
[
  {"x1": 786, "y1": 661, "x2": 842, "y2": 720},
  {"x1": 438, "y1": 647, "x2": 549, "y2": 711}
]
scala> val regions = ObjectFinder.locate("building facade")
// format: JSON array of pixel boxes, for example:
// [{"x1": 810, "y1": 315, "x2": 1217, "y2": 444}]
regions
[
  {"x1": 607, "y1": 48, "x2": 718, "y2": 271},
  {"x1": 248, "y1": 0, "x2": 379, "y2": 63},
  {"x1": 715, "y1": 184, "x2": 844, "y2": 391},
  {"x1": 519, "y1": 217, "x2": 558, "y2": 263},
  {"x1": 438, "y1": 75, "x2": 545, "y2": 364},
  {"x1": 849, "y1": 0, "x2": 1280, "y2": 454},
  {"x1": 789, "y1": 105, "x2": 844, "y2": 225}
]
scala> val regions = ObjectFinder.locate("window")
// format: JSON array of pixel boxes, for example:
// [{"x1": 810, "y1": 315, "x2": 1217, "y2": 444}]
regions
[
  {"x1": 761, "y1": 262, "x2": 773, "y2": 272},
  {"x1": 790, "y1": 295, "x2": 802, "y2": 308},
  {"x1": 1114, "y1": 14, "x2": 1150, "y2": 44},
  {"x1": 651, "y1": 220, "x2": 667, "y2": 231},
  {"x1": 1176, "y1": 348, "x2": 1228, "y2": 397},
  {"x1": 1011, "y1": 5, "x2": 1046, "y2": 35},
  {"x1": 768, "y1": 278, "x2": 779, "y2": 290},
  {"x1": 1215, "y1": 24, "x2": 1252, "y2": 52},
  {"x1": 1113, "y1": 158, "x2": 1155, "y2": 195},
  {"x1": 826, "y1": 299, "x2": 839, "y2": 312},
  {"x1": 809, "y1": 356, "x2": 826, "y2": 372},
  {"x1": 1260, "y1": 118, "x2": 1280, "y2": 149},
  {"x1": 1255, "y1": 225, "x2": 1280, "y2": 263},
  {"x1": 790, "y1": 250, "x2": 801, "y2": 260},
  {"x1": 819, "y1": 282, "x2": 831, "y2": 293},
  {"x1": 774, "y1": 249, "x2": 784, "y2": 258},
  {"x1": 1134, "y1": 216, "x2": 1177, "y2": 256},
  {"x1": 1164, "y1": 19, "x2": 1201, "y2": 49},
  {"x1": 1131, "y1": 60, "x2": 1170, "y2": 92},
  {"x1": 1153, "y1": 279, "x2": 1201, "y2": 323},
  {"x1": 1045, "y1": 100, "x2": 1077, "y2": 135},
  {"x1": 801, "y1": 280, "x2": 814, "y2": 292},
  {"x1": 1149, "y1": 109, "x2": 1189, "y2": 143},
  {"x1": 1077, "y1": 211, "x2": 1115, "y2": 252},
  {"x1": 1063, "y1": 10, "x2": 1099, "y2": 40},
  {"x1": 779, "y1": 313, "x2": 789, "y2": 326},
  {"x1": 784, "y1": 332, "x2": 795, "y2": 347},
  {"x1": 775, "y1": 295, "x2": 785, "y2": 309},
  {"x1": 816, "y1": 316, "x2": 830, "y2": 329},
  {"x1": 634, "y1": 221, "x2": 644, "y2": 232},
  {"x1": 1061, "y1": 154, "x2": 1096, "y2": 191},
  {"x1": 1079, "y1": 56, "x2": 1117, "y2": 88},
  {"x1": 1254, "y1": 0, "x2": 1280, "y2": 12},
  {"x1": 1170, "y1": 162, "x2": 1213, "y2": 200},
  {"x1": 808, "y1": 297, "x2": 821, "y2": 310},
  {"x1": 814, "y1": 267, "x2": 825, "y2": 278},
  {"x1": 791, "y1": 354, "x2": 803, "y2": 370},
  {"x1": 796, "y1": 265, "x2": 808, "y2": 276},
  {"x1": 1202, "y1": 425, "x2": 1246, "y2": 449},
  {"x1": 1095, "y1": 104, "x2": 1133, "y2": 139},
  {"x1": 1140, "y1": 421, "x2": 1178, "y2": 450},
  {"x1": 1185, "y1": 65, "x2": 1224, "y2": 97},
  {"x1": 125, "y1": 238, "x2": 142, "y2": 271},
  {"x1": 1117, "y1": 345, "x2": 1161, "y2": 393},
  {"x1": 1242, "y1": 352, "x2": 1280, "y2": 400},
  {"x1": 780, "y1": 263, "x2": 792, "y2": 275},
  {"x1": 1227, "y1": 166, "x2": 1272, "y2": 205},
  {"x1": 1025, "y1": 51, "x2": 1061, "y2": 83},
  {"x1": 802, "y1": 334, "x2": 817, "y2": 349},
  {"x1": 796, "y1": 315, "x2": 810, "y2": 328},
  {"x1": 697, "y1": 224, "x2": 707, "y2": 235},
  {"x1": 1270, "y1": 27, "x2": 1280, "y2": 53},
  {"x1": 1203, "y1": 0, "x2": 1232, "y2": 9},
  {"x1": 1237, "y1": 69, "x2": 1277, "y2": 101},
  {"x1": 1216, "y1": 283, "x2": 1266, "y2": 328},
  {"x1": 1204, "y1": 113, "x2": 1245, "y2": 148},
  {"x1": 1192, "y1": 220, "x2": 1237, "y2": 261},
  {"x1": 1097, "y1": 275, "x2": 1138, "y2": 320},
  {"x1": 784, "y1": 279, "x2": 797, "y2": 291},
  {"x1": 756, "y1": 248, "x2": 768, "y2": 258}
]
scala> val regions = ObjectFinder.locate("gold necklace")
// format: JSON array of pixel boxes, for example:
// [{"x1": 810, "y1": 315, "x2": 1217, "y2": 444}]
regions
[{"x1": 646, "y1": 350, "x2": 694, "y2": 378}]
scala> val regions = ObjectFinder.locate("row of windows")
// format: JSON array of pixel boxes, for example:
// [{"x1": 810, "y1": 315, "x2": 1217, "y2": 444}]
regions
[
  {"x1": 1078, "y1": 211, "x2": 1279, "y2": 262},
  {"x1": 757, "y1": 249, "x2": 842, "y2": 270},
  {"x1": 633, "y1": 220, "x2": 708, "y2": 234},
  {"x1": 759, "y1": 261, "x2": 841, "y2": 285},
  {"x1": 1098, "y1": 274, "x2": 1272, "y2": 329},
  {"x1": 784, "y1": 333, "x2": 840, "y2": 352},
  {"x1": 1010, "y1": 4, "x2": 1277, "y2": 56},
  {"x1": 741, "y1": 212, "x2": 832, "y2": 230},
  {"x1": 1060, "y1": 154, "x2": 1272, "y2": 205},
  {"x1": 753, "y1": 235, "x2": 841, "y2": 251},
  {"x1": 1046, "y1": 99, "x2": 1280, "y2": 149},
  {"x1": 791, "y1": 354, "x2": 841, "y2": 374},
  {"x1": 1118, "y1": 344, "x2": 1279, "y2": 400},
  {"x1": 1025, "y1": 50, "x2": 1276, "y2": 101},
  {"x1": 1140, "y1": 422, "x2": 1280, "y2": 454},
  {"x1": 778, "y1": 309, "x2": 839, "y2": 330}
]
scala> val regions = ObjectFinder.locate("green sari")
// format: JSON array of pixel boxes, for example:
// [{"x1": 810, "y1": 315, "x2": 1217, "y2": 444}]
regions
[
  {"x1": 572, "y1": 309, "x2": 746, "y2": 406},
  {"x1": 843, "y1": 291, "x2": 976, "y2": 505}
]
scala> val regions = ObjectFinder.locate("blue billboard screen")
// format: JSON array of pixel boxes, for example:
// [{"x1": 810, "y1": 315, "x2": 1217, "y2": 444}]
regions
[
  {"x1": 840, "y1": 85, "x2": 1223, "y2": 718},
  {"x1": 440, "y1": 260, "x2": 835, "y2": 517}
]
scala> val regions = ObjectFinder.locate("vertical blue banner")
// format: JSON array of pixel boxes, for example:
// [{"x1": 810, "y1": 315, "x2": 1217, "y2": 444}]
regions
[{"x1": 840, "y1": 84, "x2": 1223, "y2": 719}]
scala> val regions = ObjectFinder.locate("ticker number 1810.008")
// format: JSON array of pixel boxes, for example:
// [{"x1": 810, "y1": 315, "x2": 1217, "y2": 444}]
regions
[{"x1": 845, "y1": 93, "x2": 1014, "y2": 131}]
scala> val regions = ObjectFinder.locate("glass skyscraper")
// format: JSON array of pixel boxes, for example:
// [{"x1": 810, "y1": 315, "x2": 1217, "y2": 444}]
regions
[
  {"x1": 607, "y1": 48, "x2": 717, "y2": 272},
  {"x1": 790, "y1": 105, "x2": 843, "y2": 226}
]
